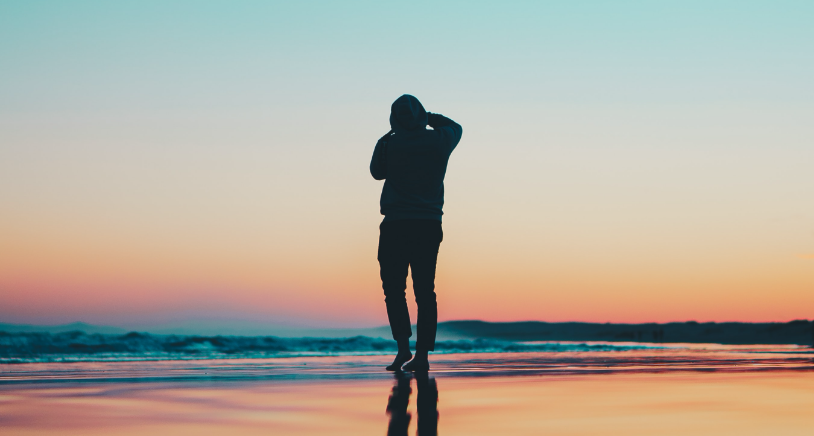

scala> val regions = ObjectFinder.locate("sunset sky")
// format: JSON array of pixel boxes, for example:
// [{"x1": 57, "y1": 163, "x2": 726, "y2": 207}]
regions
[{"x1": 1, "y1": 1, "x2": 812, "y2": 329}]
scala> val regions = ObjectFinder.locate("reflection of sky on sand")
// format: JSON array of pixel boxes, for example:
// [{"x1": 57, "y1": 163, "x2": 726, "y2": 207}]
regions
[
  {"x1": 2, "y1": 370, "x2": 814, "y2": 435},
  {"x1": 1, "y1": 347, "x2": 813, "y2": 435}
]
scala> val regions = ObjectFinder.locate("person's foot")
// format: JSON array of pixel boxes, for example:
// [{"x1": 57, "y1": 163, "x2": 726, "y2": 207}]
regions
[
  {"x1": 386, "y1": 350, "x2": 412, "y2": 371},
  {"x1": 402, "y1": 355, "x2": 430, "y2": 372}
]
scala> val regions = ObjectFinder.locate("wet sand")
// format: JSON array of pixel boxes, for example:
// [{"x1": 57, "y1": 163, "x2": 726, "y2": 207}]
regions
[{"x1": 2, "y1": 346, "x2": 813, "y2": 435}]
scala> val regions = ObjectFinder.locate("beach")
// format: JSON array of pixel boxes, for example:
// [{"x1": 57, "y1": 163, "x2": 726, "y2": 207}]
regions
[
  {"x1": 2, "y1": 345, "x2": 813, "y2": 435},
  {"x1": 3, "y1": 2, "x2": 813, "y2": 435}
]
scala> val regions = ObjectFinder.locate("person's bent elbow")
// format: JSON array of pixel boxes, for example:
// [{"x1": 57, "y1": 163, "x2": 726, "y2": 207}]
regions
[
  {"x1": 453, "y1": 123, "x2": 463, "y2": 143},
  {"x1": 370, "y1": 166, "x2": 386, "y2": 180}
]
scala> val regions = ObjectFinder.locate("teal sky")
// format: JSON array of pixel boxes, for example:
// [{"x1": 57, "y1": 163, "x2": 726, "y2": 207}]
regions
[
  {"x1": 1, "y1": 1, "x2": 813, "y2": 327},
  {"x1": 3, "y1": 1, "x2": 813, "y2": 108}
]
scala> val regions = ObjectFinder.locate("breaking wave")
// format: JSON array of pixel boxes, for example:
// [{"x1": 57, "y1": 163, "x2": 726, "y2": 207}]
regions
[{"x1": 0, "y1": 331, "x2": 674, "y2": 363}]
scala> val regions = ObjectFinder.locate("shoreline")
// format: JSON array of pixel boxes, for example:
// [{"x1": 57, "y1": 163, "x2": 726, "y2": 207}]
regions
[{"x1": 2, "y1": 345, "x2": 812, "y2": 385}]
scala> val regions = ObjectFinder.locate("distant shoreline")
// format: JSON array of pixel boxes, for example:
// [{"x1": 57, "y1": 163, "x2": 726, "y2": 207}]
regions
[
  {"x1": 2, "y1": 319, "x2": 812, "y2": 346},
  {"x1": 438, "y1": 320, "x2": 814, "y2": 346}
]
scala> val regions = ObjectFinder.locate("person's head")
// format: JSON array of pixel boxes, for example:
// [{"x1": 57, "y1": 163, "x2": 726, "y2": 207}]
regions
[{"x1": 390, "y1": 94, "x2": 427, "y2": 132}]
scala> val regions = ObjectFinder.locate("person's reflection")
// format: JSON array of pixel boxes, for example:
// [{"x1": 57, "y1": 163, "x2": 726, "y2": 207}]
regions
[
  {"x1": 414, "y1": 371, "x2": 439, "y2": 436},
  {"x1": 386, "y1": 372, "x2": 412, "y2": 436},
  {"x1": 386, "y1": 371, "x2": 438, "y2": 436}
]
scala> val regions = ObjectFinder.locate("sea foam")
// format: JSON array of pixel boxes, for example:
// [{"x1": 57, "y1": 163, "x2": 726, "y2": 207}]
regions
[{"x1": 0, "y1": 331, "x2": 672, "y2": 363}]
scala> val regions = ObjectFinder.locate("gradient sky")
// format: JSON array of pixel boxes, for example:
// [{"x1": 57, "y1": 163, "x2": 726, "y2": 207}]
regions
[{"x1": 1, "y1": 1, "x2": 812, "y2": 328}]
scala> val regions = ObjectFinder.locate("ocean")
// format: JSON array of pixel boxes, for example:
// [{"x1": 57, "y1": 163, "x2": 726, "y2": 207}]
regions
[{"x1": 2, "y1": 331, "x2": 813, "y2": 435}]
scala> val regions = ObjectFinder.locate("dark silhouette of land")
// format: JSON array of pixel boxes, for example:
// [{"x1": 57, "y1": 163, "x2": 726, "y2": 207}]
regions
[{"x1": 437, "y1": 320, "x2": 814, "y2": 345}]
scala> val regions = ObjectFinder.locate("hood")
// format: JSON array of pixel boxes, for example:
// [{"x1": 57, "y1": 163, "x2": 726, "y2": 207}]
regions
[{"x1": 389, "y1": 94, "x2": 427, "y2": 133}]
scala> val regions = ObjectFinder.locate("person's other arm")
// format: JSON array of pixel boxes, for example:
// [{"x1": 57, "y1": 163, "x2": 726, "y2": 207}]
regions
[
  {"x1": 370, "y1": 130, "x2": 393, "y2": 180},
  {"x1": 427, "y1": 112, "x2": 463, "y2": 152}
]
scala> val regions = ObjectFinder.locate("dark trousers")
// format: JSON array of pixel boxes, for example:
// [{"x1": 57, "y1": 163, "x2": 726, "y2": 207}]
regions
[{"x1": 378, "y1": 219, "x2": 443, "y2": 351}]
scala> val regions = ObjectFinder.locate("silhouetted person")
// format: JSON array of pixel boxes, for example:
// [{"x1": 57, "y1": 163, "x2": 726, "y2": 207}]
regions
[
  {"x1": 371, "y1": 94, "x2": 462, "y2": 372},
  {"x1": 385, "y1": 372, "x2": 439, "y2": 436}
]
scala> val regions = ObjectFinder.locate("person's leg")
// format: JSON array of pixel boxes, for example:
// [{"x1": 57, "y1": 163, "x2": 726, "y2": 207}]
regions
[
  {"x1": 403, "y1": 220, "x2": 442, "y2": 371},
  {"x1": 378, "y1": 221, "x2": 413, "y2": 370}
]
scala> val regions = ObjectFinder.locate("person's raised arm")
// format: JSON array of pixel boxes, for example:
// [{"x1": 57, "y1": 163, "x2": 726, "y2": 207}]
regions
[
  {"x1": 370, "y1": 130, "x2": 392, "y2": 180},
  {"x1": 427, "y1": 112, "x2": 463, "y2": 152}
]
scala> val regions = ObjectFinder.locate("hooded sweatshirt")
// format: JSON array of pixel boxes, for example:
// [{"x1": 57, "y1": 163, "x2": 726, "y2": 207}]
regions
[{"x1": 370, "y1": 95, "x2": 463, "y2": 222}]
